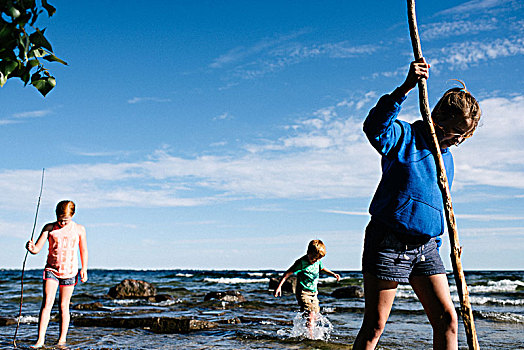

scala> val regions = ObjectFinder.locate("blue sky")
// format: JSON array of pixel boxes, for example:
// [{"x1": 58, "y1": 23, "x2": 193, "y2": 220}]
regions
[{"x1": 1, "y1": 0, "x2": 523, "y2": 270}]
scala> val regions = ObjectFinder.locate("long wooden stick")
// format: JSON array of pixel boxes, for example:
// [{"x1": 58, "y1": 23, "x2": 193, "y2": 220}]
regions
[
  {"x1": 13, "y1": 168, "x2": 45, "y2": 348},
  {"x1": 406, "y1": 1, "x2": 480, "y2": 349}
]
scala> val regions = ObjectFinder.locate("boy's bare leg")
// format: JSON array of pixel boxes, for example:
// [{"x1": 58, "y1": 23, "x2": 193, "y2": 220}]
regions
[
  {"x1": 32, "y1": 279, "x2": 59, "y2": 348},
  {"x1": 353, "y1": 272, "x2": 398, "y2": 350},
  {"x1": 57, "y1": 284, "x2": 75, "y2": 345},
  {"x1": 306, "y1": 311, "x2": 317, "y2": 338},
  {"x1": 410, "y1": 274, "x2": 458, "y2": 350}
]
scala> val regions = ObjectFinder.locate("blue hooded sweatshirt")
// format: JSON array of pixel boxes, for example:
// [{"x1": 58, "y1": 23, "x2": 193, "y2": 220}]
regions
[{"x1": 363, "y1": 89, "x2": 453, "y2": 240}]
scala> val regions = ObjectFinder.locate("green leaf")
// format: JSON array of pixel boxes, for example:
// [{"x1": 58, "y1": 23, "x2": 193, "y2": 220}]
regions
[
  {"x1": 31, "y1": 75, "x2": 55, "y2": 96},
  {"x1": 0, "y1": 24, "x2": 11, "y2": 41},
  {"x1": 41, "y1": 0, "x2": 56, "y2": 17},
  {"x1": 29, "y1": 47, "x2": 47, "y2": 58},
  {"x1": 0, "y1": 71, "x2": 7, "y2": 87},
  {"x1": 0, "y1": 59, "x2": 19, "y2": 76},
  {"x1": 7, "y1": 7, "x2": 21, "y2": 19},
  {"x1": 20, "y1": 66, "x2": 31, "y2": 85},
  {"x1": 29, "y1": 28, "x2": 53, "y2": 52},
  {"x1": 43, "y1": 53, "x2": 67, "y2": 65},
  {"x1": 27, "y1": 58, "x2": 40, "y2": 68}
]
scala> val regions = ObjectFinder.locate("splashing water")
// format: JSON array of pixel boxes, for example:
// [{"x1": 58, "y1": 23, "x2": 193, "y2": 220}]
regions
[{"x1": 277, "y1": 312, "x2": 333, "y2": 341}]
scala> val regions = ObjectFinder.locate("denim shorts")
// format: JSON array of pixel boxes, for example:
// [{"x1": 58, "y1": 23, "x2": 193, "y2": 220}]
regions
[
  {"x1": 43, "y1": 270, "x2": 78, "y2": 286},
  {"x1": 362, "y1": 220, "x2": 446, "y2": 283}
]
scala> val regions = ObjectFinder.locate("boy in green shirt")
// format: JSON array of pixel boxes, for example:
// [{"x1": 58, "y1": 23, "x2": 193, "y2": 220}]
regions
[{"x1": 274, "y1": 239, "x2": 340, "y2": 335}]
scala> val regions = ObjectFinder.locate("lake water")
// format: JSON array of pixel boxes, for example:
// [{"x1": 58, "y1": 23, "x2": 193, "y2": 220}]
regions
[{"x1": 1, "y1": 269, "x2": 522, "y2": 349}]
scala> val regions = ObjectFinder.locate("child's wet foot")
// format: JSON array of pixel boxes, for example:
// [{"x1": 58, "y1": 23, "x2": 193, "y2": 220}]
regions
[{"x1": 30, "y1": 343, "x2": 44, "y2": 349}]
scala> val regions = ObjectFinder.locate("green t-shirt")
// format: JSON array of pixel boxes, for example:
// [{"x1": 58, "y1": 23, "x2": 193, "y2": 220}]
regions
[{"x1": 291, "y1": 255, "x2": 324, "y2": 293}]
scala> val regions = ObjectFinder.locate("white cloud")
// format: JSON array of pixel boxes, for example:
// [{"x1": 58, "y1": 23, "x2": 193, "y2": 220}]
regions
[
  {"x1": 213, "y1": 112, "x2": 233, "y2": 121},
  {"x1": 421, "y1": 19, "x2": 498, "y2": 41},
  {"x1": 435, "y1": 37, "x2": 524, "y2": 70},
  {"x1": 436, "y1": 0, "x2": 514, "y2": 16},
  {"x1": 1, "y1": 93, "x2": 522, "y2": 213},
  {"x1": 127, "y1": 97, "x2": 171, "y2": 104},
  {"x1": 12, "y1": 110, "x2": 52, "y2": 118},
  {"x1": 211, "y1": 32, "x2": 377, "y2": 83},
  {"x1": 0, "y1": 109, "x2": 52, "y2": 125},
  {"x1": 209, "y1": 31, "x2": 308, "y2": 69},
  {"x1": 453, "y1": 94, "x2": 524, "y2": 189}
]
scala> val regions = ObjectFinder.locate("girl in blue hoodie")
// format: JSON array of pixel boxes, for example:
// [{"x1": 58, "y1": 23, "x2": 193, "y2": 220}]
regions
[{"x1": 353, "y1": 59, "x2": 481, "y2": 350}]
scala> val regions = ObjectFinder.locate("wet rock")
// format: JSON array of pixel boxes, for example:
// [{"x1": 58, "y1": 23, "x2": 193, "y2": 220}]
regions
[
  {"x1": 107, "y1": 279, "x2": 157, "y2": 299},
  {"x1": 217, "y1": 317, "x2": 241, "y2": 324},
  {"x1": 147, "y1": 294, "x2": 175, "y2": 303},
  {"x1": 331, "y1": 285, "x2": 364, "y2": 298},
  {"x1": 0, "y1": 316, "x2": 16, "y2": 326},
  {"x1": 73, "y1": 302, "x2": 111, "y2": 311},
  {"x1": 204, "y1": 290, "x2": 246, "y2": 303},
  {"x1": 269, "y1": 276, "x2": 297, "y2": 294},
  {"x1": 73, "y1": 316, "x2": 217, "y2": 333}
]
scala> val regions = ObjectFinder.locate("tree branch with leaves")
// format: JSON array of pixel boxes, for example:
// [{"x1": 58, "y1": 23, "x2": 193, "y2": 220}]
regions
[{"x1": 0, "y1": 0, "x2": 66, "y2": 96}]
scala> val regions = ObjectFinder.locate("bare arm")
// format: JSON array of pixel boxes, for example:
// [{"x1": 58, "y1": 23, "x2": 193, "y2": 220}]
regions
[
  {"x1": 78, "y1": 225, "x2": 88, "y2": 283},
  {"x1": 321, "y1": 267, "x2": 340, "y2": 281},
  {"x1": 274, "y1": 268, "x2": 294, "y2": 297},
  {"x1": 26, "y1": 223, "x2": 52, "y2": 254}
]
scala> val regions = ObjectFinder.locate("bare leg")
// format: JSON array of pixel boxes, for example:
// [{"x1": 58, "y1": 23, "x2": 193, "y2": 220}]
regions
[
  {"x1": 32, "y1": 279, "x2": 59, "y2": 348},
  {"x1": 57, "y1": 284, "x2": 75, "y2": 345},
  {"x1": 306, "y1": 311, "x2": 317, "y2": 338},
  {"x1": 410, "y1": 274, "x2": 458, "y2": 350},
  {"x1": 353, "y1": 272, "x2": 398, "y2": 350}
]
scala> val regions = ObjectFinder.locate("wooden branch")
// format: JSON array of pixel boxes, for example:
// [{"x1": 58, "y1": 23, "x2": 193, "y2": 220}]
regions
[{"x1": 406, "y1": 1, "x2": 480, "y2": 349}]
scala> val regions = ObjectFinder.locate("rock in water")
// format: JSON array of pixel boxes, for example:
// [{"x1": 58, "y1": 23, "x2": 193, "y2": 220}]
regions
[
  {"x1": 73, "y1": 302, "x2": 111, "y2": 311},
  {"x1": 204, "y1": 290, "x2": 246, "y2": 302},
  {"x1": 269, "y1": 275, "x2": 297, "y2": 294},
  {"x1": 331, "y1": 285, "x2": 364, "y2": 298},
  {"x1": 147, "y1": 294, "x2": 175, "y2": 303},
  {"x1": 107, "y1": 279, "x2": 157, "y2": 299},
  {"x1": 0, "y1": 316, "x2": 15, "y2": 326},
  {"x1": 73, "y1": 316, "x2": 217, "y2": 333}
]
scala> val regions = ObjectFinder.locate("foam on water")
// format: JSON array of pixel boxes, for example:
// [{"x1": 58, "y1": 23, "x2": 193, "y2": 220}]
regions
[
  {"x1": 151, "y1": 298, "x2": 183, "y2": 307},
  {"x1": 175, "y1": 273, "x2": 193, "y2": 277},
  {"x1": 460, "y1": 295, "x2": 524, "y2": 306},
  {"x1": 478, "y1": 311, "x2": 524, "y2": 323},
  {"x1": 17, "y1": 315, "x2": 38, "y2": 324},
  {"x1": 277, "y1": 312, "x2": 333, "y2": 341},
  {"x1": 449, "y1": 279, "x2": 524, "y2": 294},
  {"x1": 203, "y1": 277, "x2": 269, "y2": 284}
]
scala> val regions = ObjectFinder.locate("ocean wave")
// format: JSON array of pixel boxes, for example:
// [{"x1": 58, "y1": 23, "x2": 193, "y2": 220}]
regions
[
  {"x1": 477, "y1": 311, "x2": 524, "y2": 323},
  {"x1": 151, "y1": 299, "x2": 183, "y2": 306},
  {"x1": 455, "y1": 295, "x2": 524, "y2": 306},
  {"x1": 17, "y1": 315, "x2": 38, "y2": 324},
  {"x1": 203, "y1": 277, "x2": 269, "y2": 284},
  {"x1": 175, "y1": 273, "x2": 193, "y2": 277},
  {"x1": 112, "y1": 299, "x2": 141, "y2": 305},
  {"x1": 448, "y1": 279, "x2": 524, "y2": 294},
  {"x1": 468, "y1": 279, "x2": 524, "y2": 293}
]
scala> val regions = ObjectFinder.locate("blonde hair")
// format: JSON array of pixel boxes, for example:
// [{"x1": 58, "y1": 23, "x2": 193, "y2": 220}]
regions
[
  {"x1": 432, "y1": 80, "x2": 481, "y2": 139},
  {"x1": 56, "y1": 200, "x2": 75, "y2": 218},
  {"x1": 307, "y1": 239, "x2": 326, "y2": 258}
]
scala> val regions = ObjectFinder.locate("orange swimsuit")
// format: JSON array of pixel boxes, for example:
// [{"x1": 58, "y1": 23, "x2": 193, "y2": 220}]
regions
[{"x1": 45, "y1": 221, "x2": 80, "y2": 279}]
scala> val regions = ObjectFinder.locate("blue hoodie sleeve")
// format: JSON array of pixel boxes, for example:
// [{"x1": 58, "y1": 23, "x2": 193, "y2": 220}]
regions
[{"x1": 363, "y1": 90, "x2": 408, "y2": 157}]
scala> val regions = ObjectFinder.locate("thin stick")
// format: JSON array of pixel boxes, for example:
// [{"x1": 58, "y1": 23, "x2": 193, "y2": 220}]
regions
[
  {"x1": 406, "y1": 1, "x2": 479, "y2": 349},
  {"x1": 13, "y1": 168, "x2": 45, "y2": 348}
]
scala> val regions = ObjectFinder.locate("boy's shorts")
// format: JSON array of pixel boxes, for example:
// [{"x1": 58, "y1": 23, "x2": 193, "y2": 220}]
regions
[
  {"x1": 362, "y1": 220, "x2": 446, "y2": 283},
  {"x1": 296, "y1": 289, "x2": 320, "y2": 313},
  {"x1": 43, "y1": 270, "x2": 78, "y2": 286}
]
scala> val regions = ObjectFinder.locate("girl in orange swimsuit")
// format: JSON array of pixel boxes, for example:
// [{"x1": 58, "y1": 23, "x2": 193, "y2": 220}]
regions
[{"x1": 26, "y1": 200, "x2": 88, "y2": 348}]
